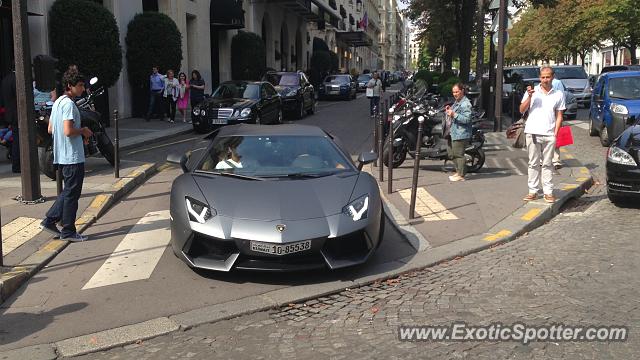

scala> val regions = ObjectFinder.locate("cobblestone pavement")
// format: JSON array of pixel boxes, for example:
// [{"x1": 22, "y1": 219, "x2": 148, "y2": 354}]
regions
[{"x1": 77, "y1": 117, "x2": 640, "y2": 360}]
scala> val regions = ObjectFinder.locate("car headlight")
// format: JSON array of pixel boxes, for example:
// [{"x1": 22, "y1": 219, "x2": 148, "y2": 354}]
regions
[
  {"x1": 185, "y1": 197, "x2": 216, "y2": 223},
  {"x1": 343, "y1": 194, "x2": 369, "y2": 221},
  {"x1": 393, "y1": 114, "x2": 401, "y2": 121},
  {"x1": 608, "y1": 146, "x2": 637, "y2": 166},
  {"x1": 192, "y1": 108, "x2": 201, "y2": 116},
  {"x1": 610, "y1": 103, "x2": 629, "y2": 115},
  {"x1": 200, "y1": 109, "x2": 206, "y2": 116},
  {"x1": 240, "y1": 108, "x2": 252, "y2": 117}
]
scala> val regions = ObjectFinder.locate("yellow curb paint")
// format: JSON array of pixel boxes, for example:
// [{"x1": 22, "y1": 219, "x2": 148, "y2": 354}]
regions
[
  {"x1": 75, "y1": 214, "x2": 94, "y2": 227},
  {"x1": 564, "y1": 154, "x2": 574, "y2": 159},
  {"x1": 580, "y1": 167, "x2": 590, "y2": 174},
  {"x1": 521, "y1": 208, "x2": 542, "y2": 221},
  {"x1": 559, "y1": 148, "x2": 568, "y2": 153},
  {"x1": 41, "y1": 239, "x2": 67, "y2": 253},
  {"x1": 562, "y1": 184, "x2": 579, "y2": 190},
  {"x1": 575, "y1": 177, "x2": 588, "y2": 182},
  {"x1": 89, "y1": 194, "x2": 109, "y2": 209},
  {"x1": 157, "y1": 163, "x2": 172, "y2": 172},
  {"x1": 484, "y1": 229, "x2": 512, "y2": 242}
]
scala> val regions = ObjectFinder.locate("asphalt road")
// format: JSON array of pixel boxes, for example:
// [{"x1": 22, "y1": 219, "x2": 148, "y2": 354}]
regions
[{"x1": 72, "y1": 106, "x2": 640, "y2": 359}]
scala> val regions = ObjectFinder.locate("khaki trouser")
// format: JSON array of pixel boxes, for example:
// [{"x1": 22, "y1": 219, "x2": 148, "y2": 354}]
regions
[
  {"x1": 447, "y1": 138, "x2": 470, "y2": 177},
  {"x1": 526, "y1": 134, "x2": 556, "y2": 195}
]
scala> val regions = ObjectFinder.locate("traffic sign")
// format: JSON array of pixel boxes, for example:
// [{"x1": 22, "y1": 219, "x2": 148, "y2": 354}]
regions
[
  {"x1": 488, "y1": 0, "x2": 514, "y2": 10},
  {"x1": 492, "y1": 31, "x2": 509, "y2": 46},
  {"x1": 490, "y1": 16, "x2": 513, "y2": 32}
]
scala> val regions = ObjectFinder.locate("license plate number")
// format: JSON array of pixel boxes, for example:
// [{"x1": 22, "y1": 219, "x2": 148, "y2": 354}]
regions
[
  {"x1": 210, "y1": 118, "x2": 228, "y2": 125},
  {"x1": 250, "y1": 240, "x2": 311, "y2": 255}
]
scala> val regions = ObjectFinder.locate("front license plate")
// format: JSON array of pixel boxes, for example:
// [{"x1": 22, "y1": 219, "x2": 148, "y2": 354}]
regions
[
  {"x1": 250, "y1": 240, "x2": 311, "y2": 256},
  {"x1": 210, "y1": 118, "x2": 228, "y2": 125}
]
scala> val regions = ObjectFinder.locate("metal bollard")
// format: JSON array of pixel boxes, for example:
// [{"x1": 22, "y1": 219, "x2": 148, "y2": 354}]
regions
[
  {"x1": 387, "y1": 110, "x2": 394, "y2": 194},
  {"x1": 378, "y1": 105, "x2": 384, "y2": 182},
  {"x1": 113, "y1": 109, "x2": 120, "y2": 178},
  {"x1": 56, "y1": 166, "x2": 62, "y2": 195},
  {"x1": 372, "y1": 104, "x2": 378, "y2": 167},
  {"x1": 409, "y1": 116, "x2": 425, "y2": 219}
]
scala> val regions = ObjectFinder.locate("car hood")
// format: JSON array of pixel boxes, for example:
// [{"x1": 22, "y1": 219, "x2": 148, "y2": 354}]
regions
[
  {"x1": 193, "y1": 173, "x2": 360, "y2": 221},
  {"x1": 616, "y1": 124, "x2": 640, "y2": 149},
  {"x1": 204, "y1": 98, "x2": 257, "y2": 109},
  {"x1": 274, "y1": 85, "x2": 300, "y2": 97},
  {"x1": 560, "y1": 78, "x2": 588, "y2": 90}
]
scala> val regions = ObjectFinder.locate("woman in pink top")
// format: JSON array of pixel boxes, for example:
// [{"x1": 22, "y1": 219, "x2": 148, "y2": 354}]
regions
[{"x1": 177, "y1": 72, "x2": 190, "y2": 123}]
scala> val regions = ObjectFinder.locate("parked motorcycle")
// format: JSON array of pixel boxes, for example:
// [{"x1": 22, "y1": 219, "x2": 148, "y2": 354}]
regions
[
  {"x1": 37, "y1": 77, "x2": 115, "y2": 180},
  {"x1": 382, "y1": 98, "x2": 486, "y2": 171}
]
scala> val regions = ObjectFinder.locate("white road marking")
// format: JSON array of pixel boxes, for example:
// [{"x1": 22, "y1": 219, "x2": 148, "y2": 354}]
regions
[
  {"x1": 1, "y1": 217, "x2": 42, "y2": 256},
  {"x1": 505, "y1": 157, "x2": 526, "y2": 176},
  {"x1": 398, "y1": 187, "x2": 458, "y2": 221},
  {"x1": 565, "y1": 120, "x2": 589, "y2": 130},
  {"x1": 82, "y1": 210, "x2": 171, "y2": 290}
]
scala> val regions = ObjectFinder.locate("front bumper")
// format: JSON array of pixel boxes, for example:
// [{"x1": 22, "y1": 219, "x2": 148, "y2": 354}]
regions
[
  {"x1": 564, "y1": 102, "x2": 578, "y2": 118},
  {"x1": 321, "y1": 87, "x2": 350, "y2": 97},
  {"x1": 170, "y1": 211, "x2": 382, "y2": 272},
  {"x1": 568, "y1": 90, "x2": 591, "y2": 104},
  {"x1": 191, "y1": 115, "x2": 253, "y2": 129},
  {"x1": 606, "y1": 160, "x2": 640, "y2": 197},
  {"x1": 281, "y1": 97, "x2": 300, "y2": 112}
]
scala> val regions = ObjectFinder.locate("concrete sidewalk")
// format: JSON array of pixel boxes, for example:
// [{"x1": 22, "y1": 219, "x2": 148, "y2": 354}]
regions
[{"x1": 0, "y1": 116, "x2": 193, "y2": 302}]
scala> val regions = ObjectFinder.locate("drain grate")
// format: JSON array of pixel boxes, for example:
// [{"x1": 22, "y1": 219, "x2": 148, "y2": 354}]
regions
[{"x1": 560, "y1": 197, "x2": 596, "y2": 214}]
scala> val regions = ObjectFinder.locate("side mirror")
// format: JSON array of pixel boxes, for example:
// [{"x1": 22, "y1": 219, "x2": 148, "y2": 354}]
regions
[
  {"x1": 357, "y1": 151, "x2": 378, "y2": 170},
  {"x1": 167, "y1": 152, "x2": 189, "y2": 173}
]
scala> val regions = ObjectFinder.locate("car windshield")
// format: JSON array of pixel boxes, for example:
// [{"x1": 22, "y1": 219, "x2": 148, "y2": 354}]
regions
[
  {"x1": 504, "y1": 68, "x2": 539, "y2": 83},
  {"x1": 358, "y1": 74, "x2": 372, "y2": 81},
  {"x1": 608, "y1": 76, "x2": 640, "y2": 100},
  {"x1": 196, "y1": 135, "x2": 354, "y2": 178},
  {"x1": 212, "y1": 83, "x2": 260, "y2": 100},
  {"x1": 265, "y1": 73, "x2": 299, "y2": 87},
  {"x1": 553, "y1": 67, "x2": 588, "y2": 80},
  {"x1": 325, "y1": 76, "x2": 349, "y2": 84}
]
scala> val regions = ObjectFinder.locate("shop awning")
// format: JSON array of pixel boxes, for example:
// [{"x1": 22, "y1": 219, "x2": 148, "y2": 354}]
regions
[
  {"x1": 273, "y1": 0, "x2": 317, "y2": 19},
  {"x1": 336, "y1": 31, "x2": 373, "y2": 47},
  {"x1": 211, "y1": 0, "x2": 245, "y2": 29}
]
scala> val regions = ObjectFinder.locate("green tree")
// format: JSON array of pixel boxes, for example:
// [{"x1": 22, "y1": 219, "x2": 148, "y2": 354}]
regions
[
  {"x1": 126, "y1": 12, "x2": 182, "y2": 89},
  {"x1": 605, "y1": 0, "x2": 640, "y2": 64},
  {"x1": 231, "y1": 31, "x2": 266, "y2": 80},
  {"x1": 49, "y1": 0, "x2": 122, "y2": 87}
]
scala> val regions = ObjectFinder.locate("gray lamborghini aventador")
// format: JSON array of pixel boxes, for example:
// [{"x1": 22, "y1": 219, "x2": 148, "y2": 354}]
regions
[{"x1": 167, "y1": 124, "x2": 383, "y2": 271}]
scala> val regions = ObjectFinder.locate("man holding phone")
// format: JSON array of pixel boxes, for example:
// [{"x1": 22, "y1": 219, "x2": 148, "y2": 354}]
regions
[{"x1": 519, "y1": 66, "x2": 565, "y2": 203}]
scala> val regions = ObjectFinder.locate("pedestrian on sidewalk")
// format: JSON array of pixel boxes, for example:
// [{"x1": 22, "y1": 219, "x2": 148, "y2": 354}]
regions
[
  {"x1": 163, "y1": 69, "x2": 180, "y2": 123},
  {"x1": 40, "y1": 68, "x2": 93, "y2": 242},
  {"x1": 366, "y1": 71, "x2": 383, "y2": 117},
  {"x1": 551, "y1": 77, "x2": 565, "y2": 170},
  {"x1": 145, "y1": 66, "x2": 165, "y2": 122},
  {"x1": 177, "y1": 72, "x2": 189, "y2": 123},
  {"x1": 1, "y1": 67, "x2": 20, "y2": 173},
  {"x1": 444, "y1": 83, "x2": 472, "y2": 182},
  {"x1": 189, "y1": 70, "x2": 205, "y2": 118},
  {"x1": 520, "y1": 66, "x2": 565, "y2": 203}
]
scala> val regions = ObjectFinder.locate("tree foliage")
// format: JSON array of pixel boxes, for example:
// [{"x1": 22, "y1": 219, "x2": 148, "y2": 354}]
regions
[
  {"x1": 231, "y1": 31, "x2": 266, "y2": 80},
  {"x1": 49, "y1": 0, "x2": 122, "y2": 88},
  {"x1": 126, "y1": 12, "x2": 182, "y2": 89}
]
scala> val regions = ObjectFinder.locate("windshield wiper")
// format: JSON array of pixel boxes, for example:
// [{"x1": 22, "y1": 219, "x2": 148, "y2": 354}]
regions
[
  {"x1": 194, "y1": 170, "x2": 264, "y2": 181},
  {"x1": 262, "y1": 171, "x2": 338, "y2": 179}
]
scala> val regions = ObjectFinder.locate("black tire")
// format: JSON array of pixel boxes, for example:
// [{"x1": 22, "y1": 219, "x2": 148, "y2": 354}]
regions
[
  {"x1": 465, "y1": 148, "x2": 485, "y2": 173},
  {"x1": 255, "y1": 114, "x2": 262, "y2": 125},
  {"x1": 599, "y1": 124, "x2": 610, "y2": 147},
  {"x1": 38, "y1": 139, "x2": 56, "y2": 180},
  {"x1": 382, "y1": 141, "x2": 407, "y2": 168},
  {"x1": 307, "y1": 99, "x2": 316, "y2": 115},
  {"x1": 96, "y1": 133, "x2": 116, "y2": 166},
  {"x1": 296, "y1": 100, "x2": 305, "y2": 120},
  {"x1": 588, "y1": 115, "x2": 598, "y2": 136}
]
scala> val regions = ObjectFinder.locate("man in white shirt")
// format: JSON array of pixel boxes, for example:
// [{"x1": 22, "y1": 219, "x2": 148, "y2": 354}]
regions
[{"x1": 519, "y1": 66, "x2": 565, "y2": 203}]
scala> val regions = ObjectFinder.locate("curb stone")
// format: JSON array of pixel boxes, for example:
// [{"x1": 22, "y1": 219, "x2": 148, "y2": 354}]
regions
[
  {"x1": 0, "y1": 162, "x2": 160, "y2": 304},
  {"x1": 2, "y1": 152, "x2": 593, "y2": 359}
]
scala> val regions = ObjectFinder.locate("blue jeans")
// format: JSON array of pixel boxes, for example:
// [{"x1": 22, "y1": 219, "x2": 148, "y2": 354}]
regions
[
  {"x1": 43, "y1": 163, "x2": 85, "y2": 238},
  {"x1": 369, "y1": 96, "x2": 380, "y2": 116}
]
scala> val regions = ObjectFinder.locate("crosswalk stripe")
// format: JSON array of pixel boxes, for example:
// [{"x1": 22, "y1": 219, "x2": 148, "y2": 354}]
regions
[
  {"x1": 398, "y1": 187, "x2": 458, "y2": 221},
  {"x1": 1, "y1": 217, "x2": 42, "y2": 256},
  {"x1": 82, "y1": 210, "x2": 171, "y2": 290}
]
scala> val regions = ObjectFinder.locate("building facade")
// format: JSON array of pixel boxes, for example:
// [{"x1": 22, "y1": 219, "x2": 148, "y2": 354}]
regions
[{"x1": 1, "y1": 0, "x2": 401, "y2": 119}]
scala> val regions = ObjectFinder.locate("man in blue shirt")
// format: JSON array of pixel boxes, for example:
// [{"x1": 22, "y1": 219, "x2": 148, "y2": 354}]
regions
[
  {"x1": 40, "y1": 69, "x2": 93, "y2": 242},
  {"x1": 145, "y1": 66, "x2": 166, "y2": 122}
]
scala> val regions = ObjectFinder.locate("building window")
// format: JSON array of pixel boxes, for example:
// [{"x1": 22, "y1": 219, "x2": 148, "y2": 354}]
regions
[{"x1": 143, "y1": 0, "x2": 159, "y2": 12}]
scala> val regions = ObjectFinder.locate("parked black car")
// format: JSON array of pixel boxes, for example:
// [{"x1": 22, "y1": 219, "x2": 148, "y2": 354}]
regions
[
  {"x1": 262, "y1": 71, "x2": 316, "y2": 119},
  {"x1": 318, "y1": 74, "x2": 357, "y2": 101},
  {"x1": 192, "y1": 81, "x2": 282, "y2": 133},
  {"x1": 356, "y1": 73, "x2": 372, "y2": 92},
  {"x1": 606, "y1": 117, "x2": 640, "y2": 204}
]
